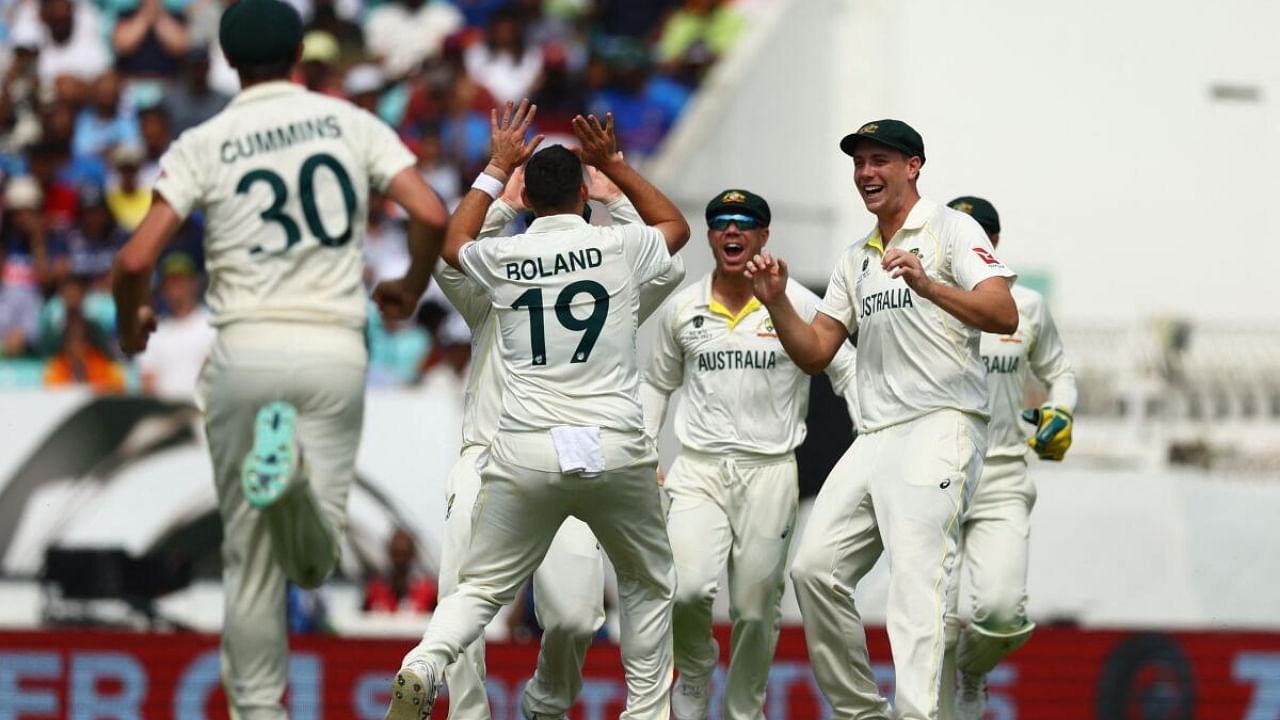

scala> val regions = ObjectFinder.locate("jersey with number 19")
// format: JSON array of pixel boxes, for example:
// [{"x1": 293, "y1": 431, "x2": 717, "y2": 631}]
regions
[
  {"x1": 458, "y1": 214, "x2": 675, "y2": 435},
  {"x1": 154, "y1": 81, "x2": 415, "y2": 329}
]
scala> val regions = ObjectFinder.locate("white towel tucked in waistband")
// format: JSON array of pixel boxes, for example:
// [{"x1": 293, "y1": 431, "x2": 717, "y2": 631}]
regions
[{"x1": 550, "y1": 425, "x2": 605, "y2": 476}]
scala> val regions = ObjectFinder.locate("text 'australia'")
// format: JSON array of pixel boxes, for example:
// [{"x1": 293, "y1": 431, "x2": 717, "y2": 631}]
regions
[
  {"x1": 697, "y1": 350, "x2": 778, "y2": 372},
  {"x1": 861, "y1": 288, "x2": 914, "y2": 318},
  {"x1": 506, "y1": 248, "x2": 603, "y2": 280}
]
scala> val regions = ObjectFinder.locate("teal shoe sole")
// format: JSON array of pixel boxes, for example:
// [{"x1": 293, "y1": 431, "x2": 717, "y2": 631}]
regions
[{"x1": 241, "y1": 401, "x2": 299, "y2": 510}]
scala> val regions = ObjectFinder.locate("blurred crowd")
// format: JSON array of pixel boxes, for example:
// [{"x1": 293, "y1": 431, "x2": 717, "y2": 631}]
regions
[{"x1": 0, "y1": 0, "x2": 751, "y2": 397}]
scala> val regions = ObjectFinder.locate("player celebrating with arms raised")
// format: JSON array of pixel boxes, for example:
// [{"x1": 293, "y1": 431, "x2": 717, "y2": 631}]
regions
[
  {"x1": 385, "y1": 102, "x2": 690, "y2": 720},
  {"x1": 941, "y1": 196, "x2": 1076, "y2": 720},
  {"x1": 745, "y1": 120, "x2": 1018, "y2": 720},
  {"x1": 112, "y1": 0, "x2": 449, "y2": 716},
  {"x1": 641, "y1": 188, "x2": 858, "y2": 720}
]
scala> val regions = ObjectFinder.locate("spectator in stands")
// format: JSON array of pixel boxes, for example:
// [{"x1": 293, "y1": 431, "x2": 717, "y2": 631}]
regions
[
  {"x1": 37, "y1": 257, "x2": 116, "y2": 354},
  {"x1": 298, "y1": 31, "x2": 343, "y2": 96},
  {"x1": 438, "y1": 74, "x2": 492, "y2": 176},
  {"x1": 64, "y1": 183, "x2": 127, "y2": 286},
  {"x1": 416, "y1": 292, "x2": 470, "y2": 378},
  {"x1": 105, "y1": 143, "x2": 151, "y2": 230},
  {"x1": 43, "y1": 294, "x2": 125, "y2": 392},
  {"x1": 26, "y1": 139, "x2": 90, "y2": 228},
  {"x1": 9, "y1": 0, "x2": 111, "y2": 89},
  {"x1": 413, "y1": 131, "x2": 460, "y2": 208},
  {"x1": 597, "y1": 0, "x2": 683, "y2": 39},
  {"x1": 135, "y1": 104, "x2": 171, "y2": 187},
  {"x1": 161, "y1": 47, "x2": 230, "y2": 135},
  {"x1": 343, "y1": 63, "x2": 385, "y2": 115},
  {"x1": 656, "y1": 0, "x2": 746, "y2": 79},
  {"x1": 1, "y1": 176, "x2": 63, "y2": 293},
  {"x1": 362, "y1": 192, "x2": 409, "y2": 286},
  {"x1": 363, "y1": 528, "x2": 438, "y2": 613},
  {"x1": 110, "y1": 0, "x2": 192, "y2": 80},
  {"x1": 304, "y1": 0, "x2": 365, "y2": 65},
  {"x1": 0, "y1": 37, "x2": 43, "y2": 154},
  {"x1": 588, "y1": 40, "x2": 690, "y2": 157},
  {"x1": 136, "y1": 252, "x2": 214, "y2": 400},
  {"x1": 72, "y1": 70, "x2": 142, "y2": 160},
  {"x1": 463, "y1": 6, "x2": 543, "y2": 105},
  {"x1": 530, "y1": 43, "x2": 588, "y2": 137},
  {"x1": 0, "y1": 243, "x2": 41, "y2": 357},
  {"x1": 363, "y1": 0, "x2": 464, "y2": 79}
]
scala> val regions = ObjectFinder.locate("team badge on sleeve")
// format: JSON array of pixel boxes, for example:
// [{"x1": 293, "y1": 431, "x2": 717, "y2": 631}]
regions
[{"x1": 972, "y1": 247, "x2": 1003, "y2": 267}]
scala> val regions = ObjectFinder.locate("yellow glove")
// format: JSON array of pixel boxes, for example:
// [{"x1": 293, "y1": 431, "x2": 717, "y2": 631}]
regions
[{"x1": 1021, "y1": 405, "x2": 1073, "y2": 461}]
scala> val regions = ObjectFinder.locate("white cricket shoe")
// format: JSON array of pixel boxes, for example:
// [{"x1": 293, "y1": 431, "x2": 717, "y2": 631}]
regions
[
  {"x1": 955, "y1": 671, "x2": 987, "y2": 720},
  {"x1": 671, "y1": 675, "x2": 710, "y2": 720},
  {"x1": 385, "y1": 660, "x2": 438, "y2": 720},
  {"x1": 241, "y1": 401, "x2": 302, "y2": 510},
  {"x1": 520, "y1": 691, "x2": 567, "y2": 720}
]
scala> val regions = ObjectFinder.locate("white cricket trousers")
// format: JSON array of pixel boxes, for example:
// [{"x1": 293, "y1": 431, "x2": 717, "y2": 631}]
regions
[
  {"x1": 197, "y1": 322, "x2": 366, "y2": 720},
  {"x1": 665, "y1": 450, "x2": 798, "y2": 720},
  {"x1": 790, "y1": 409, "x2": 986, "y2": 720},
  {"x1": 402, "y1": 429, "x2": 676, "y2": 720},
  {"x1": 939, "y1": 454, "x2": 1035, "y2": 715},
  {"x1": 439, "y1": 445, "x2": 607, "y2": 719}
]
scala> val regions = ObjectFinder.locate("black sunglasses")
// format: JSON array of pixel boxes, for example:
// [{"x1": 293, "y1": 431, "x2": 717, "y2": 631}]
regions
[{"x1": 709, "y1": 214, "x2": 764, "y2": 231}]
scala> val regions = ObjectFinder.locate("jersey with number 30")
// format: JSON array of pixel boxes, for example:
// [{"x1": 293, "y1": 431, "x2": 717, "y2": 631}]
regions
[
  {"x1": 459, "y1": 214, "x2": 675, "y2": 434},
  {"x1": 154, "y1": 81, "x2": 415, "y2": 329}
]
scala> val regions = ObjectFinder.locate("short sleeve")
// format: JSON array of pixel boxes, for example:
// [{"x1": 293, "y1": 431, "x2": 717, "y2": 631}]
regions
[
  {"x1": 816, "y1": 253, "x2": 858, "y2": 332},
  {"x1": 152, "y1": 132, "x2": 204, "y2": 219},
  {"x1": 949, "y1": 218, "x2": 1016, "y2": 290},
  {"x1": 457, "y1": 239, "x2": 500, "y2": 293},
  {"x1": 357, "y1": 109, "x2": 416, "y2": 192},
  {"x1": 621, "y1": 224, "x2": 674, "y2": 287}
]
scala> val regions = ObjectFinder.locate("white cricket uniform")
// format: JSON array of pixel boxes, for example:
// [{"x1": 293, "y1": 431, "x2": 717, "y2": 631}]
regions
[
  {"x1": 789, "y1": 198, "x2": 1015, "y2": 720},
  {"x1": 158, "y1": 80, "x2": 416, "y2": 720},
  {"x1": 435, "y1": 198, "x2": 685, "y2": 719},
  {"x1": 942, "y1": 283, "x2": 1076, "y2": 675},
  {"x1": 402, "y1": 212, "x2": 680, "y2": 720},
  {"x1": 639, "y1": 276, "x2": 858, "y2": 720}
]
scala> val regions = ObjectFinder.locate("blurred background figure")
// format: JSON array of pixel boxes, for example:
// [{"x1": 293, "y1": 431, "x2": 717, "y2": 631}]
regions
[
  {"x1": 363, "y1": 0, "x2": 463, "y2": 79},
  {"x1": 10, "y1": 0, "x2": 111, "y2": 91},
  {"x1": 42, "y1": 280, "x2": 124, "y2": 392},
  {"x1": 463, "y1": 5, "x2": 543, "y2": 105},
  {"x1": 135, "y1": 252, "x2": 214, "y2": 400},
  {"x1": 0, "y1": 243, "x2": 41, "y2": 358},
  {"x1": 110, "y1": 0, "x2": 192, "y2": 81},
  {"x1": 161, "y1": 47, "x2": 230, "y2": 135},
  {"x1": 104, "y1": 142, "x2": 150, "y2": 230},
  {"x1": 362, "y1": 528, "x2": 438, "y2": 613}
]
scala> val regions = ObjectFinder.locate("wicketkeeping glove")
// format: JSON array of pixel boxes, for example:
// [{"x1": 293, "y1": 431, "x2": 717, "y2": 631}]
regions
[{"x1": 1020, "y1": 405, "x2": 1073, "y2": 461}]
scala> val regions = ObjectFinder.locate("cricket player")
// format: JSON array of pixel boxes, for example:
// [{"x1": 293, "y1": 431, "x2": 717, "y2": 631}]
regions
[
  {"x1": 744, "y1": 120, "x2": 1019, "y2": 720},
  {"x1": 112, "y1": 1, "x2": 449, "y2": 717},
  {"x1": 940, "y1": 197, "x2": 1076, "y2": 720},
  {"x1": 385, "y1": 103, "x2": 690, "y2": 720},
  {"x1": 640, "y1": 188, "x2": 859, "y2": 720},
  {"x1": 425, "y1": 164, "x2": 686, "y2": 720}
]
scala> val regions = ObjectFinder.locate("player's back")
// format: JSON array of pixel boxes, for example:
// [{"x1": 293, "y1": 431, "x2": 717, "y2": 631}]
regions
[
  {"x1": 155, "y1": 81, "x2": 414, "y2": 330},
  {"x1": 458, "y1": 213, "x2": 673, "y2": 435}
]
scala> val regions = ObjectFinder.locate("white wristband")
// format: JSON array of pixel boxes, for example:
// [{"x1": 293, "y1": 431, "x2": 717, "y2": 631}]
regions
[{"x1": 471, "y1": 172, "x2": 505, "y2": 200}]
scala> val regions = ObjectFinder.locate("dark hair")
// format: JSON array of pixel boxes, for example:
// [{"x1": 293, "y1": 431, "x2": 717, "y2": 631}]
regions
[{"x1": 523, "y1": 146, "x2": 583, "y2": 212}]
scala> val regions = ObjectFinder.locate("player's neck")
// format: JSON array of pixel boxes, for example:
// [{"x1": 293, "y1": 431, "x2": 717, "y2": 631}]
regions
[
  {"x1": 876, "y1": 191, "x2": 920, "y2": 244},
  {"x1": 711, "y1": 270, "x2": 756, "y2": 313}
]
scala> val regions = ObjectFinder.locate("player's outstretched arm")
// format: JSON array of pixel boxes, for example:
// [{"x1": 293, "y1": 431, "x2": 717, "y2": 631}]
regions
[
  {"x1": 113, "y1": 194, "x2": 183, "y2": 356},
  {"x1": 374, "y1": 169, "x2": 450, "y2": 320},
  {"x1": 745, "y1": 251, "x2": 847, "y2": 374},
  {"x1": 572, "y1": 113, "x2": 689, "y2": 255},
  {"x1": 882, "y1": 248, "x2": 1018, "y2": 334},
  {"x1": 443, "y1": 99, "x2": 543, "y2": 270}
]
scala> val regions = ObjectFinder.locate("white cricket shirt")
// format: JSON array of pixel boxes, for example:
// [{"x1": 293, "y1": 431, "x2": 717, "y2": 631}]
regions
[
  {"x1": 818, "y1": 197, "x2": 1016, "y2": 432},
  {"x1": 981, "y1": 283, "x2": 1078, "y2": 459},
  {"x1": 643, "y1": 276, "x2": 859, "y2": 456},
  {"x1": 154, "y1": 81, "x2": 415, "y2": 329},
  {"x1": 437, "y1": 198, "x2": 684, "y2": 450},
  {"x1": 456, "y1": 208, "x2": 678, "y2": 435}
]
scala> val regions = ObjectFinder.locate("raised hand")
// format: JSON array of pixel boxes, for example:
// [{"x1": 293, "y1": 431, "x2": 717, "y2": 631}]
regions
[
  {"x1": 488, "y1": 99, "x2": 544, "y2": 175},
  {"x1": 745, "y1": 251, "x2": 789, "y2": 305},
  {"x1": 571, "y1": 113, "x2": 622, "y2": 169},
  {"x1": 882, "y1": 248, "x2": 935, "y2": 299},
  {"x1": 499, "y1": 165, "x2": 527, "y2": 210},
  {"x1": 586, "y1": 155, "x2": 625, "y2": 203}
]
